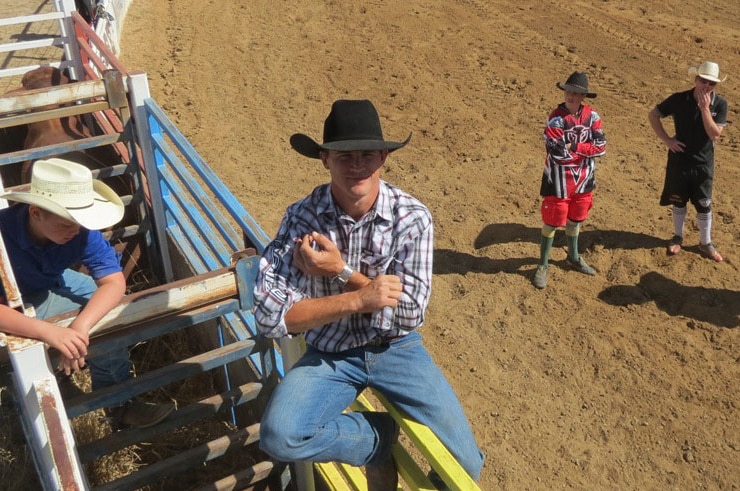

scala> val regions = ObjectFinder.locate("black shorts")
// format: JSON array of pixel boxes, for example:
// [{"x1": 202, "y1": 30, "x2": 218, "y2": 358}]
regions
[{"x1": 659, "y1": 159, "x2": 714, "y2": 209}]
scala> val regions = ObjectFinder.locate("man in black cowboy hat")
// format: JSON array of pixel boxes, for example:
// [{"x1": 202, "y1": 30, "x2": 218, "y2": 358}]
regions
[
  {"x1": 533, "y1": 71, "x2": 607, "y2": 289},
  {"x1": 253, "y1": 100, "x2": 484, "y2": 489}
]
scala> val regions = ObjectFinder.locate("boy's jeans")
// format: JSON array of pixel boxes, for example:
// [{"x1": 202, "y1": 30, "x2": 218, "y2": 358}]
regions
[{"x1": 27, "y1": 269, "x2": 131, "y2": 392}]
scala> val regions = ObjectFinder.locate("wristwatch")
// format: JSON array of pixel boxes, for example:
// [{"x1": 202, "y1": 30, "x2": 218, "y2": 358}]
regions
[{"x1": 332, "y1": 264, "x2": 354, "y2": 287}]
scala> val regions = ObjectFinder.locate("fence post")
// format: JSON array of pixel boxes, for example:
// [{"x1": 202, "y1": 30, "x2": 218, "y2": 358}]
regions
[
  {"x1": 126, "y1": 71, "x2": 175, "y2": 282},
  {"x1": 278, "y1": 337, "x2": 316, "y2": 491}
]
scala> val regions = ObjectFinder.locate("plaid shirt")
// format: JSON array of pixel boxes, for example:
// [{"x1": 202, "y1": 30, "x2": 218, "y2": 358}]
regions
[{"x1": 254, "y1": 180, "x2": 433, "y2": 353}]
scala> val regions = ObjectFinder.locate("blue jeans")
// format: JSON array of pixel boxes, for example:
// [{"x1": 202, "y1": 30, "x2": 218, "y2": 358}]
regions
[
  {"x1": 27, "y1": 269, "x2": 131, "y2": 392},
  {"x1": 259, "y1": 331, "x2": 484, "y2": 479}
]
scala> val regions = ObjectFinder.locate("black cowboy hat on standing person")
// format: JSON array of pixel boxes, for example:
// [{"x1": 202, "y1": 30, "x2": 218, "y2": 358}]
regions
[
  {"x1": 290, "y1": 99, "x2": 412, "y2": 159},
  {"x1": 556, "y1": 71, "x2": 597, "y2": 98}
]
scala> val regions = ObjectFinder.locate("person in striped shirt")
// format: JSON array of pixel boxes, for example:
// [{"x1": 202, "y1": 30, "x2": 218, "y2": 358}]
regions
[{"x1": 254, "y1": 100, "x2": 483, "y2": 489}]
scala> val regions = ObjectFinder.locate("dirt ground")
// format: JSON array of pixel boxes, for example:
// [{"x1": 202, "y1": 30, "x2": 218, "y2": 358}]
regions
[{"x1": 118, "y1": 1, "x2": 740, "y2": 489}]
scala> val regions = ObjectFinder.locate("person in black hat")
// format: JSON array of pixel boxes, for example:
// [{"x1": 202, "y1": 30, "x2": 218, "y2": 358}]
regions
[
  {"x1": 647, "y1": 61, "x2": 728, "y2": 262},
  {"x1": 253, "y1": 100, "x2": 484, "y2": 489},
  {"x1": 533, "y1": 72, "x2": 607, "y2": 289}
]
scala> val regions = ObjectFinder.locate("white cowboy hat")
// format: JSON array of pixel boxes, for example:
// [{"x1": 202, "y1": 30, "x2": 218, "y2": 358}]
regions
[
  {"x1": 0, "y1": 158, "x2": 124, "y2": 230},
  {"x1": 688, "y1": 61, "x2": 727, "y2": 83}
]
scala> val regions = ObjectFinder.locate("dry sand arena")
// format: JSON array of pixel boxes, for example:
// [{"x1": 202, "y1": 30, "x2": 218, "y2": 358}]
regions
[{"x1": 118, "y1": 1, "x2": 740, "y2": 489}]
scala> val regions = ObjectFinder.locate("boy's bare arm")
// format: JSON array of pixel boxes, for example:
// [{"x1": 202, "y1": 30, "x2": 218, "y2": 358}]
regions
[{"x1": 0, "y1": 303, "x2": 89, "y2": 366}]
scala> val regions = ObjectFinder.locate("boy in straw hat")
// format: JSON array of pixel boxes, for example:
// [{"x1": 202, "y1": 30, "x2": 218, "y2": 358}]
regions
[
  {"x1": 0, "y1": 158, "x2": 174, "y2": 429},
  {"x1": 533, "y1": 71, "x2": 607, "y2": 289},
  {"x1": 253, "y1": 100, "x2": 484, "y2": 489},
  {"x1": 648, "y1": 61, "x2": 728, "y2": 262}
]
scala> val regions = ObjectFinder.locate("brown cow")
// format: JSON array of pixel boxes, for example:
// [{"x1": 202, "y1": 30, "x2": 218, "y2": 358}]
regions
[
  {"x1": 20, "y1": 67, "x2": 94, "y2": 147},
  {"x1": 1, "y1": 66, "x2": 125, "y2": 189},
  {"x1": 17, "y1": 67, "x2": 100, "y2": 182}
]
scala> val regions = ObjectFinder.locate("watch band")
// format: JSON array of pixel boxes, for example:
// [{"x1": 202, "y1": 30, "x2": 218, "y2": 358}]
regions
[{"x1": 332, "y1": 264, "x2": 354, "y2": 287}]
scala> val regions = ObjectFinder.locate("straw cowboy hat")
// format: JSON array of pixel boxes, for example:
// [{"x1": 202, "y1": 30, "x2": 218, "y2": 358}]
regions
[
  {"x1": 556, "y1": 71, "x2": 597, "y2": 98},
  {"x1": 688, "y1": 61, "x2": 727, "y2": 83},
  {"x1": 290, "y1": 99, "x2": 412, "y2": 159},
  {"x1": 0, "y1": 158, "x2": 124, "y2": 230}
]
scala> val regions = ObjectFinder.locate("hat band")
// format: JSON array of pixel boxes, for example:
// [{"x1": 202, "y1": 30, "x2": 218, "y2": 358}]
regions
[
  {"x1": 65, "y1": 202, "x2": 96, "y2": 210},
  {"x1": 325, "y1": 133, "x2": 384, "y2": 143},
  {"x1": 31, "y1": 177, "x2": 95, "y2": 209}
]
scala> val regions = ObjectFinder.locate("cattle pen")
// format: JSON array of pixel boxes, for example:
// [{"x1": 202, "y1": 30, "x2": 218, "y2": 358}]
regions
[{"x1": 0, "y1": 2, "x2": 480, "y2": 490}]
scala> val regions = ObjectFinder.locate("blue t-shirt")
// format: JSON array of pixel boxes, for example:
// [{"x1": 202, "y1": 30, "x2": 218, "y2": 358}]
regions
[{"x1": 0, "y1": 204, "x2": 122, "y2": 297}]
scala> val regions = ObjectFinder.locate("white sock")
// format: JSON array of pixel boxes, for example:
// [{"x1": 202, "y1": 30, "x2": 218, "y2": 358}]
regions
[
  {"x1": 672, "y1": 206, "x2": 687, "y2": 238},
  {"x1": 698, "y1": 211, "x2": 712, "y2": 245}
]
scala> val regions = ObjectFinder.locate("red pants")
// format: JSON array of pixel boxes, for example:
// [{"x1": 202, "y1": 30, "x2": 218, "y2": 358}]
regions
[{"x1": 541, "y1": 192, "x2": 593, "y2": 227}]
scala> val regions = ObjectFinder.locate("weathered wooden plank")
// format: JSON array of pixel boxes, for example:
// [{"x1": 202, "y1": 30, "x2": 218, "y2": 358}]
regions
[
  {"x1": 92, "y1": 423, "x2": 262, "y2": 491},
  {"x1": 78, "y1": 382, "x2": 263, "y2": 463},
  {"x1": 193, "y1": 460, "x2": 285, "y2": 491}
]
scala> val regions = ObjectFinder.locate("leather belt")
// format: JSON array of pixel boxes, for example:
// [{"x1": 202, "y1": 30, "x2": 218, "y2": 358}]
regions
[{"x1": 363, "y1": 336, "x2": 401, "y2": 348}]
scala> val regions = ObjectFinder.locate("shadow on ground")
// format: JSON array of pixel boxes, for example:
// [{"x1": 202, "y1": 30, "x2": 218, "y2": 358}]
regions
[
  {"x1": 473, "y1": 222, "x2": 666, "y2": 252},
  {"x1": 599, "y1": 271, "x2": 740, "y2": 328}
]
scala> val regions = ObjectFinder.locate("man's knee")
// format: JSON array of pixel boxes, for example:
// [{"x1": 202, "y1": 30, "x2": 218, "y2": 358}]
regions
[
  {"x1": 259, "y1": 409, "x2": 305, "y2": 461},
  {"x1": 694, "y1": 197, "x2": 712, "y2": 214}
]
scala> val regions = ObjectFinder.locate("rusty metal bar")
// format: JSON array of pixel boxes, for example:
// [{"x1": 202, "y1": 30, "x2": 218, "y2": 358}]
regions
[
  {"x1": 0, "y1": 230, "x2": 23, "y2": 310},
  {"x1": 7, "y1": 340, "x2": 88, "y2": 490},
  {"x1": 36, "y1": 378, "x2": 86, "y2": 490},
  {"x1": 0, "y1": 101, "x2": 112, "y2": 129},
  {"x1": 0, "y1": 133, "x2": 123, "y2": 166},
  {"x1": 0, "y1": 79, "x2": 111, "y2": 116}
]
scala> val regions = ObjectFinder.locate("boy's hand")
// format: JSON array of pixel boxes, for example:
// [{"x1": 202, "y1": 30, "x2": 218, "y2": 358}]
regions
[{"x1": 42, "y1": 325, "x2": 89, "y2": 374}]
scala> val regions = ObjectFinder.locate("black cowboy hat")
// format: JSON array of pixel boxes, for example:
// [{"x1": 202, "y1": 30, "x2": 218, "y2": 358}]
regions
[
  {"x1": 556, "y1": 71, "x2": 597, "y2": 98},
  {"x1": 290, "y1": 99, "x2": 412, "y2": 159}
]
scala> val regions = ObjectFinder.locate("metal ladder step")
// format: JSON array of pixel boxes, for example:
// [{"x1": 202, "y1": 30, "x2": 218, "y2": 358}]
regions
[
  {"x1": 92, "y1": 422, "x2": 264, "y2": 491},
  {"x1": 65, "y1": 339, "x2": 256, "y2": 418},
  {"x1": 77, "y1": 381, "x2": 263, "y2": 463}
]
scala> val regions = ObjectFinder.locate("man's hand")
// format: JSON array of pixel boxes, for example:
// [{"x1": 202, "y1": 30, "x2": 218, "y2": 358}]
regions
[
  {"x1": 293, "y1": 232, "x2": 344, "y2": 277},
  {"x1": 696, "y1": 88, "x2": 712, "y2": 111},
  {"x1": 356, "y1": 275, "x2": 402, "y2": 313},
  {"x1": 664, "y1": 137, "x2": 686, "y2": 153}
]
